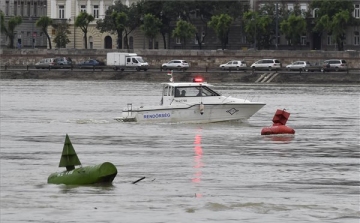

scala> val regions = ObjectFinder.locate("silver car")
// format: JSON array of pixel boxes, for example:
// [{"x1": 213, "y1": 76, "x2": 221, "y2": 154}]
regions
[
  {"x1": 35, "y1": 58, "x2": 56, "y2": 69},
  {"x1": 286, "y1": 61, "x2": 311, "y2": 71},
  {"x1": 219, "y1": 60, "x2": 247, "y2": 70},
  {"x1": 162, "y1": 60, "x2": 189, "y2": 71},
  {"x1": 250, "y1": 59, "x2": 282, "y2": 71}
]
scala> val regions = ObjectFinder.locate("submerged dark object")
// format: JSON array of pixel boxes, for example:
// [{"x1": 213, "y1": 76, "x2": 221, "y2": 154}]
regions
[
  {"x1": 47, "y1": 134, "x2": 117, "y2": 185},
  {"x1": 261, "y1": 109, "x2": 295, "y2": 135}
]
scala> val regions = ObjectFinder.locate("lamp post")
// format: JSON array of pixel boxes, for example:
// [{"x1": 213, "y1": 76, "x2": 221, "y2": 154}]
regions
[
  {"x1": 275, "y1": 2, "x2": 279, "y2": 50},
  {"x1": 252, "y1": 17, "x2": 257, "y2": 50},
  {"x1": 31, "y1": 15, "x2": 35, "y2": 48},
  {"x1": 69, "y1": 17, "x2": 76, "y2": 48},
  {"x1": 140, "y1": 15, "x2": 145, "y2": 49}
]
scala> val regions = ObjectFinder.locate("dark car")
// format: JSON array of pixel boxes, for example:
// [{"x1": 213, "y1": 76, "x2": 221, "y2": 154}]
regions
[
  {"x1": 54, "y1": 57, "x2": 73, "y2": 68},
  {"x1": 77, "y1": 59, "x2": 105, "y2": 69}
]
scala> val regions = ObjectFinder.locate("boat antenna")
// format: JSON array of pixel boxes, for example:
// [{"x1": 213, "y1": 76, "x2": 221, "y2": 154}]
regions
[{"x1": 167, "y1": 70, "x2": 174, "y2": 82}]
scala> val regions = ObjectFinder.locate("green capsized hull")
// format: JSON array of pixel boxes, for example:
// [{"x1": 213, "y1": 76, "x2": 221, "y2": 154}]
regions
[{"x1": 48, "y1": 162, "x2": 117, "y2": 185}]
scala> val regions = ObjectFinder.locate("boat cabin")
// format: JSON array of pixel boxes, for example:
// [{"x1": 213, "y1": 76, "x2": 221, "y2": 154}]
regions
[{"x1": 161, "y1": 82, "x2": 221, "y2": 106}]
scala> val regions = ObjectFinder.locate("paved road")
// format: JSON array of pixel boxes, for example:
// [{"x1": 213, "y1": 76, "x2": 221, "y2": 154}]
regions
[{"x1": 1, "y1": 65, "x2": 359, "y2": 74}]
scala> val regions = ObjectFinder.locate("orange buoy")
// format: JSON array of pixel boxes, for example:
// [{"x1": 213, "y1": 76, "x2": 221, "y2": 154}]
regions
[{"x1": 261, "y1": 109, "x2": 295, "y2": 135}]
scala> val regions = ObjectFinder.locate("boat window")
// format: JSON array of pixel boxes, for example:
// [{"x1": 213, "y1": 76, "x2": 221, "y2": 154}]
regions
[
  {"x1": 169, "y1": 86, "x2": 173, "y2": 96},
  {"x1": 163, "y1": 86, "x2": 170, "y2": 96},
  {"x1": 175, "y1": 88, "x2": 181, "y2": 97},
  {"x1": 175, "y1": 86, "x2": 221, "y2": 97}
]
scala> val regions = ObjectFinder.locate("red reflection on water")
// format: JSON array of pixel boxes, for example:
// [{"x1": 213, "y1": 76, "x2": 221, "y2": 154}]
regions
[{"x1": 192, "y1": 130, "x2": 203, "y2": 185}]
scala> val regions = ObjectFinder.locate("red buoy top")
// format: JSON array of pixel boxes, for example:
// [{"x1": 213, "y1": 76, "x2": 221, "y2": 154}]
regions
[{"x1": 272, "y1": 109, "x2": 290, "y2": 126}]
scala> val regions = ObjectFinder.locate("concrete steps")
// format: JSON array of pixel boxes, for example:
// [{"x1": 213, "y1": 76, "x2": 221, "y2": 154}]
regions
[{"x1": 255, "y1": 72, "x2": 279, "y2": 83}]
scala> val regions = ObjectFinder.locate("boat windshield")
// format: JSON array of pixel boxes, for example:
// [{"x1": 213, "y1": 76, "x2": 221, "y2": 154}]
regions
[{"x1": 174, "y1": 86, "x2": 220, "y2": 97}]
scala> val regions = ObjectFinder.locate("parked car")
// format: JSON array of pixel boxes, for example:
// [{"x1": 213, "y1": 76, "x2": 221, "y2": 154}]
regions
[
  {"x1": 250, "y1": 59, "x2": 282, "y2": 71},
  {"x1": 286, "y1": 61, "x2": 311, "y2": 71},
  {"x1": 77, "y1": 59, "x2": 105, "y2": 69},
  {"x1": 55, "y1": 57, "x2": 73, "y2": 68},
  {"x1": 219, "y1": 60, "x2": 247, "y2": 70},
  {"x1": 162, "y1": 60, "x2": 189, "y2": 70},
  {"x1": 321, "y1": 59, "x2": 348, "y2": 72},
  {"x1": 35, "y1": 58, "x2": 56, "y2": 69}
]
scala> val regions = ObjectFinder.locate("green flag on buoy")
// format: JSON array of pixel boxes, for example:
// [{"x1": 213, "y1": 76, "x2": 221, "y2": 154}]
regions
[{"x1": 59, "y1": 134, "x2": 81, "y2": 171}]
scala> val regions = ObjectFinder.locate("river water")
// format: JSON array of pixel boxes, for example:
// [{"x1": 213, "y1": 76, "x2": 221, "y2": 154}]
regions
[{"x1": 0, "y1": 80, "x2": 359, "y2": 223}]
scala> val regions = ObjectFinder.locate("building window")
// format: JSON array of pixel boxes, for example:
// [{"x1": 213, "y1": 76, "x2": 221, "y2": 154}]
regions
[
  {"x1": 93, "y1": 5, "x2": 99, "y2": 18},
  {"x1": 5, "y1": 1, "x2": 9, "y2": 15},
  {"x1": 327, "y1": 35, "x2": 332, "y2": 45},
  {"x1": 80, "y1": 5, "x2": 86, "y2": 13},
  {"x1": 58, "y1": 5, "x2": 64, "y2": 18},
  {"x1": 301, "y1": 36, "x2": 307, "y2": 45},
  {"x1": 287, "y1": 3, "x2": 294, "y2": 11},
  {"x1": 34, "y1": 2, "x2": 37, "y2": 16},
  {"x1": 27, "y1": 2, "x2": 30, "y2": 16},
  {"x1": 176, "y1": 38, "x2": 181, "y2": 44},
  {"x1": 313, "y1": 8, "x2": 319, "y2": 18},
  {"x1": 20, "y1": 2, "x2": 24, "y2": 16},
  {"x1": 355, "y1": 31, "x2": 360, "y2": 45},
  {"x1": 14, "y1": 1, "x2": 17, "y2": 15},
  {"x1": 354, "y1": 4, "x2": 360, "y2": 18},
  {"x1": 148, "y1": 38, "x2": 153, "y2": 49}
]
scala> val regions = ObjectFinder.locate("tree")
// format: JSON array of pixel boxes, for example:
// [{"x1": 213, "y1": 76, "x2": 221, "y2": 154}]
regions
[
  {"x1": 52, "y1": 22, "x2": 70, "y2": 48},
  {"x1": 75, "y1": 12, "x2": 94, "y2": 49},
  {"x1": 208, "y1": 14, "x2": 233, "y2": 50},
  {"x1": 0, "y1": 11, "x2": 22, "y2": 48},
  {"x1": 243, "y1": 11, "x2": 274, "y2": 50},
  {"x1": 36, "y1": 16, "x2": 53, "y2": 49},
  {"x1": 311, "y1": 0, "x2": 355, "y2": 51},
  {"x1": 96, "y1": 1, "x2": 128, "y2": 49},
  {"x1": 172, "y1": 19, "x2": 196, "y2": 48},
  {"x1": 280, "y1": 14, "x2": 306, "y2": 49},
  {"x1": 96, "y1": 1, "x2": 141, "y2": 50},
  {"x1": 141, "y1": 14, "x2": 161, "y2": 49}
]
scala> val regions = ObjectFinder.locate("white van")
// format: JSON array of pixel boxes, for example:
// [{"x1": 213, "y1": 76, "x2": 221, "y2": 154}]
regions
[
  {"x1": 106, "y1": 52, "x2": 149, "y2": 71},
  {"x1": 251, "y1": 59, "x2": 282, "y2": 71}
]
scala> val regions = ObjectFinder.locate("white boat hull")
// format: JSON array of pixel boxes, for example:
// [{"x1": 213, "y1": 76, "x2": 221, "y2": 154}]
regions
[{"x1": 116, "y1": 103, "x2": 265, "y2": 123}]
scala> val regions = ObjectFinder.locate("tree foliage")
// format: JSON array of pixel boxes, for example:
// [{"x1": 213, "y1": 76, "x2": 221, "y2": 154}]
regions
[
  {"x1": 280, "y1": 14, "x2": 306, "y2": 48},
  {"x1": 172, "y1": 20, "x2": 196, "y2": 48},
  {"x1": 208, "y1": 14, "x2": 233, "y2": 50},
  {"x1": 52, "y1": 22, "x2": 70, "y2": 48},
  {"x1": 96, "y1": 1, "x2": 141, "y2": 50},
  {"x1": 311, "y1": 0, "x2": 354, "y2": 51},
  {"x1": 141, "y1": 13, "x2": 161, "y2": 48},
  {"x1": 0, "y1": 12, "x2": 22, "y2": 48},
  {"x1": 75, "y1": 12, "x2": 94, "y2": 49},
  {"x1": 36, "y1": 16, "x2": 53, "y2": 49},
  {"x1": 243, "y1": 11, "x2": 274, "y2": 50}
]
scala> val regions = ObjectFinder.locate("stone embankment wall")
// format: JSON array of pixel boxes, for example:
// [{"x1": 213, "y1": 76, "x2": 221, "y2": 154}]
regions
[{"x1": 1, "y1": 49, "x2": 360, "y2": 68}]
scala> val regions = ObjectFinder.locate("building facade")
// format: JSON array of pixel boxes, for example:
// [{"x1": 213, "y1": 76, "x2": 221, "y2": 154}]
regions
[
  {"x1": 1, "y1": 0, "x2": 359, "y2": 50},
  {"x1": 0, "y1": 0, "x2": 48, "y2": 49},
  {"x1": 47, "y1": 0, "x2": 167, "y2": 49}
]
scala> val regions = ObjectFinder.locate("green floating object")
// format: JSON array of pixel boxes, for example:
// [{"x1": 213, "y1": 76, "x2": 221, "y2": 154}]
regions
[{"x1": 48, "y1": 134, "x2": 117, "y2": 185}]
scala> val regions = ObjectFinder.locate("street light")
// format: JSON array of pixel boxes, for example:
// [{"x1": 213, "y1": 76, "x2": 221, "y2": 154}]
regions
[
  {"x1": 68, "y1": 17, "x2": 76, "y2": 48},
  {"x1": 140, "y1": 15, "x2": 145, "y2": 49},
  {"x1": 251, "y1": 17, "x2": 257, "y2": 50},
  {"x1": 275, "y1": 3, "x2": 279, "y2": 50},
  {"x1": 30, "y1": 15, "x2": 35, "y2": 48}
]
